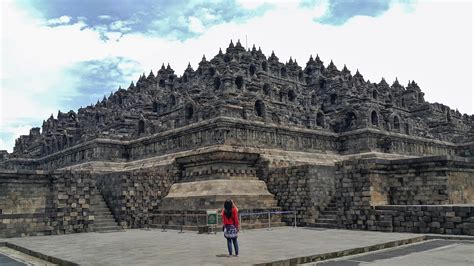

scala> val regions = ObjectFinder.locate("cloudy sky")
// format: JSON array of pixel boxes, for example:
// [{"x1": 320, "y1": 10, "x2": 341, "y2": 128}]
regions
[{"x1": 0, "y1": 0, "x2": 472, "y2": 152}]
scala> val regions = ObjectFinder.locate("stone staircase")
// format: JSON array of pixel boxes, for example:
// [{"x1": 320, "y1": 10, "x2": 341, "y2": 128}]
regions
[
  {"x1": 312, "y1": 199, "x2": 340, "y2": 229},
  {"x1": 90, "y1": 193, "x2": 123, "y2": 232}
]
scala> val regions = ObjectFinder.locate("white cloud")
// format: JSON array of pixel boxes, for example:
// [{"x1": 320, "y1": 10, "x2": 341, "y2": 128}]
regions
[
  {"x1": 188, "y1": 16, "x2": 205, "y2": 34},
  {"x1": 46, "y1": 15, "x2": 71, "y2": 25},
  {"x1": 109, "y1": 20, "x2": 133, "y2": 32},
  {"x1": 1, "y1": 1, "x2": 472, "y2": 152},
  {"x1": 199, "y1": 8, "x2": 217, "y2": 22},
  {"x1": 98, "y1": 15, "x2": 112, "y2": 20},
  {"x1": 237, "y1": 0, "x2": 269, "y2": 9}
]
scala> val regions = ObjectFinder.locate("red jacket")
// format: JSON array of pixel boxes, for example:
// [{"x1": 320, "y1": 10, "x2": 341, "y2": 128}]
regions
[{"x1": 221, "y1": 207, "x2": 239, "y2": 229}]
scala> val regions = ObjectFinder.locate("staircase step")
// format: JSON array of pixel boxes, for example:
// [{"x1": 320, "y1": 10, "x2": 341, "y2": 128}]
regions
[
  {"x1": 94, "y1": 221, "x2": 116, "y2": 225},
  {"x1": 94, "y1": 222, "x2": 118, "y2": 227},
  {"x1": 90, "y1": 204, "x2": 109, "y2": 207},
  {"x1": 90, "y1": 203, "x2": 108, "y2": 206},
  {"x1": 94, "y1": 215, "x2": 114, "y2": 219},
  {"x1": 93, "y1": 212, "x2": 112, "y2": 216},
  {"x1": 94, "y1": 217, "x2": 116, "y2": 221},
  {"x1": 95, "y1": 217, "x2": 114, "y2": 221},
  {"x1": 89, "y1": 193, "x2": 120, "y2": 230},
  {"x1": 323, "y1": 211, "x2": 337, "y2": 215},
  {"x1": 92, "y1": 208, "x2": 112, "y2": 212}
]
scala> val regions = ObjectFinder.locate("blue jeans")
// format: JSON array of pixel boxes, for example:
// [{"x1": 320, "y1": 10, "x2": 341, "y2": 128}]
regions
[{"x1": 226, "y1": 237, "x2": 239, "y2": 255}]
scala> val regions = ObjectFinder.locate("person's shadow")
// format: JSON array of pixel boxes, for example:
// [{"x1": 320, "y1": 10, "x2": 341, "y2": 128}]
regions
[{"x1": 215, "y1": 254, "x2": 230, "y2": 257}]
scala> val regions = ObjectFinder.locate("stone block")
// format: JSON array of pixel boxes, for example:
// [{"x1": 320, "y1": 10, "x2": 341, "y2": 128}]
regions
[
  {"x1": 58, "y1": 194, "x2": 68, "y2": 200},
  {"x1": 430, "y1": 221, "x2": 441, "y2": 228},
  {"x1": 445, "y1": 212, "x2": 455, "y2": 218}
]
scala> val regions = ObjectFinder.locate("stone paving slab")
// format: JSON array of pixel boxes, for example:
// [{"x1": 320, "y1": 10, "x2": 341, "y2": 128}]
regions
[
  {"x1": 313, "y1": 239, "x2": 474, "y2": 266},
  {"x1": 1, "y1": 227, "x2": 425, "y2": 265},
  {"x1": 0, "y1": 246, "x2": 54, "y2": 265}
]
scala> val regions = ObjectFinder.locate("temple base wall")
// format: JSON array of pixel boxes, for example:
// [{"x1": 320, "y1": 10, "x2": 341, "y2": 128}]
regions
[
  {"x1": 1, "y1": 152, "x2": 473, "y2": 238},
  {"x1": 96, "y1": 165, "x2": 177, "y2": 229},
  {"x1": 332, "y1": 156, "x2": 474, "y2": 235},
  {"x1": 2, "y1": 117, "x2": 471, "y2": 172},
  {"x1": 0, "y1": 171, "x2": 97, "y2": 238},
  {"x1": 261, "y1": 164, "x2": 336, "y2": 225}
]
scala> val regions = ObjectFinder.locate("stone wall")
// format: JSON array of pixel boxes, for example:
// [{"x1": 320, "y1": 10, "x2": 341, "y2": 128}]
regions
[
  {"x1": 0, "y1": 171, "x2": 97, "y2": 238},
  {"x1": 387, "y1": 157, "x2": 474, "y2": 205},
  {"x1": 0, "y1": 139, "x2": 127, "y2": 171},
  {"x1": 333, "y1": 156, "x2": 474, "y2": 235},
  {"x1": 457, "y1": 142, "x2": 474, "y2": 157},
  {"x1": 0, "y1": 172, "x2": 50, "y2": 214},
  {"x1": 0, "y1": 171, "x2": 52, "y2": 238},
  {"x1": 373, "y1": 205, "x2": 474, "y2": 235},
  {"x1": 260, "y1": 163, "x2": 335, "y2": 225},
  {"x1": 4, "y1": 116, "x2": 469, "y2": 172},
  {"x1": 340, "y1": 129, "x2": 458, "y2": 156},
  {"x1": 50, "y1": 171, "x2": 97, "y2": 235},
  {"x1": 96, "y1": 165, "x2": 177, "y2": 229}
]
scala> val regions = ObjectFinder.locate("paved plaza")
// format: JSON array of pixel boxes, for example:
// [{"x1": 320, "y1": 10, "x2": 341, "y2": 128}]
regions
[
  {"x1": 2, "y1": 227, "x2": 471, "y2": 265},
  {"x1": 315, "y1": 239, "x2": 474, "y2": 266}
]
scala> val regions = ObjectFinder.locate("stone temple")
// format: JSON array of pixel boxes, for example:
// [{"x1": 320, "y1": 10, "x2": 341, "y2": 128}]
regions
[{"x1": 1, "y1": 40, "x2": 473, "y2": 238}]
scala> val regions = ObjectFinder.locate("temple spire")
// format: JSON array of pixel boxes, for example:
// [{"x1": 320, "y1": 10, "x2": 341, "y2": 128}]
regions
[
  {"x1": 147, "y1": 70, "x2": 155, "y2": 79},
  {"x1": 185, "y1": 62, "x2": 194, "y2": 72},
  {"x1": 392, "y1": 77, "x2": 401, "y2": 87},
  {"x1": 342, "y1": 64, "x2": 350, "y2": 75},
  {"x1": 354, "y1": 69, "x2": 363, "y2": 80},
  {"x1": 235, "y1": 39, "x2": 243, "y2": 48}
]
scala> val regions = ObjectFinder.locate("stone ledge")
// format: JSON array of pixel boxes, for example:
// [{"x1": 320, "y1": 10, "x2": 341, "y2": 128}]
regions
[
  {"x1": 0, "y1": 213, "x2": 50, "y2": 219},
  {"x1": 254, "y1": 234, "x2": 426, "y2": 266},
  {"x1": 1, "y1": 242, "x2": 78, "y2": 266}
]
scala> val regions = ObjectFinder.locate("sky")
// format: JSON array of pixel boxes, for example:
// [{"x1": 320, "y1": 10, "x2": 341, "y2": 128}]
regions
[{"x1": 0, "y1": 0, "x2": 473, "y2": 152}]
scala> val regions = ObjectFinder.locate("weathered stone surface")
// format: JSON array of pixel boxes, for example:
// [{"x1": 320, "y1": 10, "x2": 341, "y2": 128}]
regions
[
  {"x1": 96, "y1": 165, "x2": 176, "y2": 228},
  {"x1": 1, "y1": 42, "x2": 473, "y2": 170},
  {"x1": 260, "y1": 164, "x2": 336, "y2": 225},
  {"x1": 159, "y1": 151, "x2": 278, "y2": 212},
  {"x1": 0, "y1": 42, "x2": 473, "y2": 237},
  {"x1": 0, "y1": 171, "x2": 97, "y2": 238},
  {"x1": 329, "y1": 156, "x2": 474, "y2": 235}
]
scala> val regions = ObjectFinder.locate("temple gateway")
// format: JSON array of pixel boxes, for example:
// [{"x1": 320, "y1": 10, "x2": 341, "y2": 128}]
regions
[{"x1": 1, "y1": 40, "x2": 473, "y2": 237}]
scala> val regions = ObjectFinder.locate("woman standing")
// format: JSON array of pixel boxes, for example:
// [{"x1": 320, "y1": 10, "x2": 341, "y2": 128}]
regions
[{"x1": 222, "y1": 199, "x2": 239, "y2": 257}]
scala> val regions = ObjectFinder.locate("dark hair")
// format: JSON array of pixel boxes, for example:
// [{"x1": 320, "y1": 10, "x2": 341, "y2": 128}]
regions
[{"x1": 224, "y1": 199, "x2": 233, "y2": 219}]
